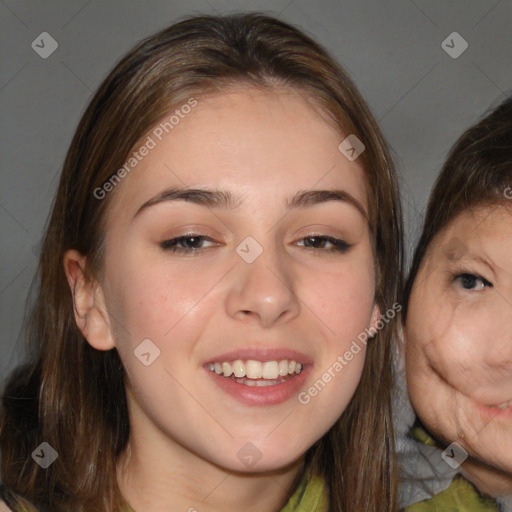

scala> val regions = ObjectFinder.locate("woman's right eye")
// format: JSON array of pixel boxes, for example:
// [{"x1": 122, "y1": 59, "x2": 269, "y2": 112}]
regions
[
  {"x1": 160, "y1": 235, "x2": 217, "y2": 253},
  {"x1": 454, "y1": 273, "x2": 493, "y2": 291}
]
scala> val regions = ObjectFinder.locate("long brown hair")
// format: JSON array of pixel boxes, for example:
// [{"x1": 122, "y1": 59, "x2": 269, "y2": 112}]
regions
[
  {"x1": 403, "y1": 97, "x2": 512, "y2": 318},
  {"x1": 0, "y1": 13, "x2": 402, "y2": 511}
]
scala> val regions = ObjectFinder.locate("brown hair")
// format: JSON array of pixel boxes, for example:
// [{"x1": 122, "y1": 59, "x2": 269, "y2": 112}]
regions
[
  {"x1": 403, "y1": 97, "x2": 512, "y2": 318},
  {"x1": 0, "y1": 13, "x2": 402, "y2": 511}
]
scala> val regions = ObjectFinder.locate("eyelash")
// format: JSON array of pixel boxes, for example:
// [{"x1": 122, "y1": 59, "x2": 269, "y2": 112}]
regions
[
  {"x1": 160, "y1": 234, "x2": 352, "y2": 255},
  {"x1": 453, "y1": 272, "x2": 493, "y2": 291}
]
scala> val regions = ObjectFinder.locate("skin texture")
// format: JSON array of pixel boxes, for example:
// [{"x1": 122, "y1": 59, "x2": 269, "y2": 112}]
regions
[
  {"x1": 406, "y1": 205, "x2": 512, "y2": 497},
  {"x1": 64, "y1": 88, "x2": 380, "y2": 512}
]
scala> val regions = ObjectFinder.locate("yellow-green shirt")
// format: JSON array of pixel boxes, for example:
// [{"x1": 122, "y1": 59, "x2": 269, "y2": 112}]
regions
[
  {"x1": 6, "y1": 473, "x2": 328, "y2": 512},
  {"x1": 404, "y1": 475, "x2": 498, "y2": 512},
  {"x1": 403, "y1": 428, "x2": 498, "y2": 512},
  {"x1": 123, "y1": 474, "x2": 328, "y2": 512}
]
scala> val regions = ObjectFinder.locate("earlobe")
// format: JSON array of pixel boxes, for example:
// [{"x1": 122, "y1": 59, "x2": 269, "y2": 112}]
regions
[{"x1": 63, "y1": 249, "x2": 116, "y2": 351}]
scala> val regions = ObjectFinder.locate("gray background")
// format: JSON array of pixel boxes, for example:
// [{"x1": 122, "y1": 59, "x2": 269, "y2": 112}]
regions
[{"x1": 1, "y1": 0, "x2": 511, "y2": 383}]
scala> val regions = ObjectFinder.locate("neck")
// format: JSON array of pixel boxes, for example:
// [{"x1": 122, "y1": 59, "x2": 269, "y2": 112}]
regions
[{"x1": 117, "y1": 444, "x2": 304, "y2": 512}]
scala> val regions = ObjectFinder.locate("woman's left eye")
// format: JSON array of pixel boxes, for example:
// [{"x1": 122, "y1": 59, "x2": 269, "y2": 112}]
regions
[
  {"x1": 454, "y1": 273, "x2": 493, "y2": 291},
  {"x1": 296, "y1": 236, "x2": 351, "y2": 253}
]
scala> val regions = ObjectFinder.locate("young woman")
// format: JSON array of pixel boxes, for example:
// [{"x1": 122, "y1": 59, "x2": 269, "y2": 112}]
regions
[
  {"x1": 402, "y1": 97, "x2": 512, "y2": 511},
  {"x1": 0, "y1": 13, "x2": 403, "y2": 511}
]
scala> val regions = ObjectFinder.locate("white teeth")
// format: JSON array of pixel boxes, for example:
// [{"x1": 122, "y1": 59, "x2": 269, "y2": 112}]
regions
[
  {"x1": 246, "y1": 360, "x2": 263, "y2": 379},
  {"x1": 234, "y1": 377, "x2": 283, "y2": 387},
  {"x1": 255, "y1": 379, "x2": 279, "y2": 387},
  {"x1": 222, "y1": 362, "x2": 233, "y2": 377},
  {"x1": 279, "y1": 360, "x2": 289, "y2": 376},
  {"x1": 235, "y1": 377, "x2": 257, "y2": 386},
  {"x1": 232, "y1": 360, "x2": 245, "y2": 378},
  {"x1": 262, "y1": 361, "x2": 279, "y2": 379},
  {"x1": 208, "y1": 359, "x2": 304, "y2": 379}
]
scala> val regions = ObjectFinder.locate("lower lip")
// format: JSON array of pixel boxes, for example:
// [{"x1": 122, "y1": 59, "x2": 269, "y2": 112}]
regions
[{"x1": 206, "y1": 367, "x2": 310, "y2": 406}]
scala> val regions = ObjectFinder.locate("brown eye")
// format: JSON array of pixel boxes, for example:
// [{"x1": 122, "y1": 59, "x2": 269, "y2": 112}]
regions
[
  {"x1": 160, "y1": 235, "x2": 216, "y2": 253},
  {"x1": 296, "y1": 236, "x2": 351, "y2": 253}
]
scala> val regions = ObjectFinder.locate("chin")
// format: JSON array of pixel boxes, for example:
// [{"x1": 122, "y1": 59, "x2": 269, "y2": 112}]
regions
[
  {"x1": 215, "y1": 452, "x2": 304, "y2": 474},
  {"x1": 200, "y1": 437, "x2": 308, "y2": 474}
]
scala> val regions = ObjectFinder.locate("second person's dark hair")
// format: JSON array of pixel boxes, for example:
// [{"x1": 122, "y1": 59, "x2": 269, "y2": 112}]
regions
[{"x1": 403, "y1": 97, "x2": 512, "y2": 317}]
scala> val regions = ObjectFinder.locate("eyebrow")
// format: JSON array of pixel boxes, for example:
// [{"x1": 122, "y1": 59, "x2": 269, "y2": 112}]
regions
[{"x1": 132, "y1": 187, "x2": 368, "y2": 220}]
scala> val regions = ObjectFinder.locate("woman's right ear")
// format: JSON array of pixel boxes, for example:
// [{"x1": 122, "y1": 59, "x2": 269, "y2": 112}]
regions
[{"x1": 63, "y1": 249, "x2": 116, "y2": 351}]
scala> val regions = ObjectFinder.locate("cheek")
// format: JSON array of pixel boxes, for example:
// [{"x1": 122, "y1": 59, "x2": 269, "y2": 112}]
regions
[
  {"x1": 303, "y1": 254, "x2": 376, "y2": 327},
  {"x1": 405, "y1": 284, "x2": 461, "y2": 379},
  {"x1": 405, "y1": 295, "x2": 496, "y2": 437},
  {"x1": 405, "y1": 292, "x2": 444, "y2": 417},
  {"x1": 417, "y1": 304, "x2": 491, "y2": 391},
  {"x1": 107, "y1": 257, "x2": 215, "y2": 344}
]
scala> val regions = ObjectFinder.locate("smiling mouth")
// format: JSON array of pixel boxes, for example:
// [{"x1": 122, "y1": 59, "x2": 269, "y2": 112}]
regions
[{"x1": 206, "y1": 359, "x2": 304, "y2": 386}]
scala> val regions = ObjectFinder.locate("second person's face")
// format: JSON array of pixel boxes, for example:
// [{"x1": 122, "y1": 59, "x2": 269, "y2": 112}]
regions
[{"x1": 406, "y1": 205, "x2": 512, "y2": 474}]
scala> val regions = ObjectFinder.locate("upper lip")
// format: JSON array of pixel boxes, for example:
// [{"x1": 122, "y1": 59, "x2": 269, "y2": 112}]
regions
[{"x1": 204, "y1": 347, "x2": 314, "y2": 365}]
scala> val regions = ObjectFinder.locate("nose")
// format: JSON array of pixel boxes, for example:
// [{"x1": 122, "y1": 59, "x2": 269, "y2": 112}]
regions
[{"x1": 225, "y1": 239, "x2": 301, "y2": 328}]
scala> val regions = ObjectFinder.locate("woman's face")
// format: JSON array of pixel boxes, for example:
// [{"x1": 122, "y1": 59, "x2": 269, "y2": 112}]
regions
[
  {"x1": 406, "y1": 206, "x2": 512, "y2": 474},
  {"x1": 86, "y1": 88, "x2": 379, "y2": 472}
]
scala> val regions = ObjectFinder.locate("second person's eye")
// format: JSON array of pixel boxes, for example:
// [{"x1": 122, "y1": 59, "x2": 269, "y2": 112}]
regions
[{"x1": 454, "y1": 272, "x2": 493, "y2": 291}]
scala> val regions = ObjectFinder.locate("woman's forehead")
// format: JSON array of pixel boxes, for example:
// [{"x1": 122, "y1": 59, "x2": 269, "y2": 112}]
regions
[{"x1": 104, "y1": 88, "x2": 369, "y2": 225}]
